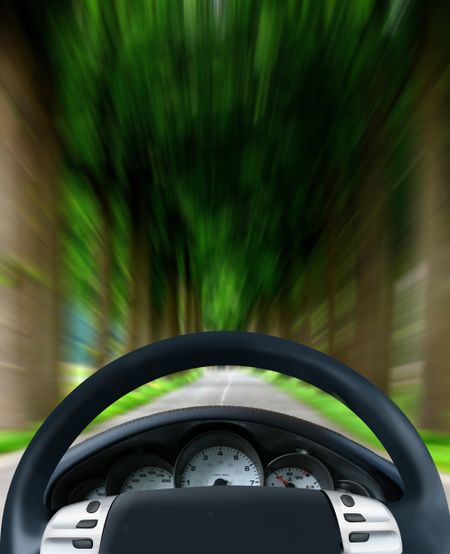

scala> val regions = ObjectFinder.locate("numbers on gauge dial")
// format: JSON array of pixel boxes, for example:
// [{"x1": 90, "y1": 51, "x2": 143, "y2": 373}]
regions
[
  {"x1": 121, "y1": 466, "x2": 173, "y2": 493},
  {"x1": 180, "y1": 446, "x2": 261, "y2": 487},
  {"x1": 266, "y1": 467, "x2": 321, "y2": 489},
  {"x1": 84, "y1": 485, "x2": 107, "y2": 501}
]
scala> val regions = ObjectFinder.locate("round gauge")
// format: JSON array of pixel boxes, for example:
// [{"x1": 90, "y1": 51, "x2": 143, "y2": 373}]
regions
[
  {"x1": 265, "y1": 453, "x2": 333, "y2": 490},
  {"x1": 335, "y1": 479, "x2": 371, "y2": 497},
  {"x1": 85, "y1": 484, "x2": 107, "y2": 500},
  {"x1": 175, "y1": 432, "x2": 263, "y2": 488},
  {"x1": 121, "y1": 466, "x2": 173, "y2": 493},
  {"x1": 106, "y1": 454, "x2": 173, "y2": 495},
  {"x1": 266, "y1": 467, "x2": 321, "y2": 489},
  {"x1": 69, "y1": 478, "x2": 106, "y2": 504}
]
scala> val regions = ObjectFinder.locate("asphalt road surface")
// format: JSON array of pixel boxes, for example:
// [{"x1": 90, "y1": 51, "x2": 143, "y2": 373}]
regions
[{"x1": 1, "y1": 369, "x2": 449, "y2": 521}]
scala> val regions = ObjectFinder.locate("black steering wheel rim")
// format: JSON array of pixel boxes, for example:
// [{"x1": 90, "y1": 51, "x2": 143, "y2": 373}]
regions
[{"x1": 1, "y1": 331, "x2": 448, "y2": 553}]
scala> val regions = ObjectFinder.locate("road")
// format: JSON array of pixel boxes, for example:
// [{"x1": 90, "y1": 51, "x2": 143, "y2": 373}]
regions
[{"x1": 1, "y1": 369, "x2": 449, "y2": 520}]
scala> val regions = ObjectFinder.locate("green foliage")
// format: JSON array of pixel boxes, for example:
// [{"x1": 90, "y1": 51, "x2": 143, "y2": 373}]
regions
[
  {"x1": 0, "y1": 430, "x2": 38, "y2": 454},
  {"x1": 0, "y1": 369, "x2": 203, "y2": 454},
  {"x1": 33, "y1": 0, "x2": 423, "y2": 334},
  {"x1": 3, "y1": 0, "x2": 445, "y2": 444},
  {"x1": 262, "y1": 370, "x2": 450, "y2": 473},
  {"x1": 21, "y1": 0, "x2": 434, "y2": 367},
  {"x1": 61, "y1": 173, "x2": 100, "y2": 308}
]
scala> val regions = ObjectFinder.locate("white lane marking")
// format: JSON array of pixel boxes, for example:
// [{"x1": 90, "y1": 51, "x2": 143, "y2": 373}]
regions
[{"x1": 220, "y1": 370, "x2": 234, "y2": 405}]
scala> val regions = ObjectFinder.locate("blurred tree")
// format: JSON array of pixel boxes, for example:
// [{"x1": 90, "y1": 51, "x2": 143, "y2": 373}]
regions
[
  {"x1": 48, "y1": 0, "x2": 127, "y2": 367},
  {"x1": 0, "y1": 5, "x2": 59, "y2": 428},
  {"x1": 416, "y1": 2, "x2": 450, "y2": 432},
  {"x1": 2, "y1": 0, "x2": 449, "y2": 433}
]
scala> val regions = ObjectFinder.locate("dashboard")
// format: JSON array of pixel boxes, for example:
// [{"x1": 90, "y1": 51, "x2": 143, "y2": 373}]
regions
[{"x1": 49, "y1": 407, "x2": 403, "y2": 510}]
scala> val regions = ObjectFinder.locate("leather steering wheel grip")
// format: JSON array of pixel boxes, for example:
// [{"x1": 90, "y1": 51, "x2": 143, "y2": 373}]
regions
[{"x1": 1, "y1": 331, "x2": 449, "y2": 553}]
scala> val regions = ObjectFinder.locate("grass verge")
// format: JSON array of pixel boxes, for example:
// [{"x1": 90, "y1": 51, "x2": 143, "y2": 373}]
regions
[
  {"x1": 0, "y1": 369, "x2": 203, "y2": 454},
  {"x1": 259, "y1": 370, "x2": 450, "y2": 473}
]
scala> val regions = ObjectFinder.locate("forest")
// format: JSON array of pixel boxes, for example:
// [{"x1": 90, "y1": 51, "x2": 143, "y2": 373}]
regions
[{"x1": 0, "y1": 0, "x2": 449, "y2": 454}]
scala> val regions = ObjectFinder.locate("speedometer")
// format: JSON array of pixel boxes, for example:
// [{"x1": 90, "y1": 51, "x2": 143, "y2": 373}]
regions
[
  {"x1": 175, "y1": 432, "x2": 263, "y2": 487},
  {"x1": 106, "y1": 454, "x2": 173, "y2": 495}
]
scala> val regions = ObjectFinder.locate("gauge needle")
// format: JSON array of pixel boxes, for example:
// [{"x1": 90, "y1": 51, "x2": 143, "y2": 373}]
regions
[
  {"x1": 276, "y1": 475, "x2": 295, "y2": 488},
  {"x1": 213, "y1": 478, "x2": 228, "y2": 486}
]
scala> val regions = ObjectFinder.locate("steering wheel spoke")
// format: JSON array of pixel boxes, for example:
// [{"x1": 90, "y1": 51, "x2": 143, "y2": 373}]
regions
[
  {"x1": 324, "y1": 491, "x2": 402, "y2": 553},
  {"x1": 41, "y1": 496, "x2": 116, "y2": 554}
]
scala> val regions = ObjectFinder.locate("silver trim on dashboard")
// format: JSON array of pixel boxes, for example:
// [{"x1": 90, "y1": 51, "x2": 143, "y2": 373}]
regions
[
  {"x1": 40, "y1": 495, "x2": 116, "y2": 554},
  {"x1": 324, "y1": 490, "x2": 402, "y2": 553}
]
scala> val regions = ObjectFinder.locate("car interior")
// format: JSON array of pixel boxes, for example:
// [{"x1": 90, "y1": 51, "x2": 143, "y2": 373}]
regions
[{"x1": 1, "y1": 331, "x2": 449, "y2": 554}]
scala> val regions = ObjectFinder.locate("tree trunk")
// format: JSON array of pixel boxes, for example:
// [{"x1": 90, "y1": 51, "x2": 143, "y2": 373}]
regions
[
  {"x1": 279, "y1": 300, "x2": 295, "y2": 340},
  {"x1": 184, "y1": 285, "x2": 197, "y2": 333},
  {"x1": 178, "y1": 278, "x2": 187, "y2": 334},
  {"x1": 326, "y1": 224, "x2": 338, "y2": 357},
  {"x1": 351, "y1": 156, "x2": 393, "y2": 393},
  {"x1": 331, "y1": 221, "x2": 356, "y2": 367},
  {"x1": 187, "y1": 285, "x2": 202, "y2": 333},
  {"x1": 159, "y1": 270, "x2": 181, "y2": 339},
  {"x1": 94, "y1": 198, "x2": 113, "y2": 368},
  {"x1": 417, "y1": 40, "x2": 450, "y2": 431},
  {"x1": 128, "y1": 217, "x2": 153, "y2": 350},
  {"x1": 266, "y1": 300, "x2": 283, "y2": 337},
  {"x1": 250, "y1": 301, "x2": 269, "y2": 334},
  {"x1": 0, "y1": 8, "x2": 59, "y2": 428},
  {"x1": 296, "y1": 266, "x2": 313, "y2": 346},
  {"x1": 194, "y1": 291, "x2": 203, "y2": 332}
]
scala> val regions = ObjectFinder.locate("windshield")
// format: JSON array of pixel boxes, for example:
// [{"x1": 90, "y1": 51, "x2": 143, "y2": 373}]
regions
[{"x1": 0, "y1": 0, "x2": 449, "y2": 519}]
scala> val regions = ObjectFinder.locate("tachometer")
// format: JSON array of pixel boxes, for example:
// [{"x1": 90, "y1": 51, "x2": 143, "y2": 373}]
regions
[
  {"x1": 175, "y1": 432, "x2": 263, "y2": 487},
  {"x1": 265, "y1": 453, "x2": 333, "y2": 490},
  {"x1": 106, "y1": 454, "x2": 173, "y2": 495}
]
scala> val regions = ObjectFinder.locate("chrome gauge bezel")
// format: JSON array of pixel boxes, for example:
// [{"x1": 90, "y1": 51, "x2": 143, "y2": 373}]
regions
[
  {"x1": 265, "y1": 452, "x2": 334, "y2": 490},
  {"x1": 335, "y1": 479, "x2": 371, "y2": 497},
  {"x1": 106, "y1": 453, "x2": 173, "y2": 495},
  {"x1": 174, "y1": 431, "x2": 264, "y2": 488}
]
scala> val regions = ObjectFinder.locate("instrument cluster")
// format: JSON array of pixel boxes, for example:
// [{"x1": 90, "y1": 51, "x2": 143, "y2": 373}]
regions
[{"x1": 68, "y1": 430, "x2": 372, "y2": 503}]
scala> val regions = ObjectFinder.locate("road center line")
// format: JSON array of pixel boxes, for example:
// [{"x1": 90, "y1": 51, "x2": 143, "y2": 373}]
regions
[{"x1": 220, "y1": 370, "x2": 234, "y2": 404}]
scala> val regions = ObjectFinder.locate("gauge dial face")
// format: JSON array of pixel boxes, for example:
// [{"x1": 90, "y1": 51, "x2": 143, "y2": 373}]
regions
[
  {"x1": 106, "y1": 454, "x2": 173, "y2": 495},
  {"x1": 85, "y1": 484, "x2": 107, "y2": 500},
  {"x1": 265, "y1": 453, "x2": 333, "y2": 491},
  {"x1": 70, "y1": 479, "x2": 106, "y2": 504},
  {"x1": 180, "y1": 446, "x2": 261, "y2": 487},
  {"x1": 121, "y1": 466, "x2": 173, "y2": 492},
  {"x1": 175, "y1": 432, "x2": 263, "y2": 488},
  {"x1": 266, "y1": 467, "x2": 321, "y2": 489}
]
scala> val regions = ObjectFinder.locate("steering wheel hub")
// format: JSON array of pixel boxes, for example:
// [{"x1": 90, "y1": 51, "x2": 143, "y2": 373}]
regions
[{"x1": 40, "y1": 489, "x2": 402, "y2": 554}]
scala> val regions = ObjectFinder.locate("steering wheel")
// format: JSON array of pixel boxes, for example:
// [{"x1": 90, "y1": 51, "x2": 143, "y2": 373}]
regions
[{"x1": 1, "y1": 332, "x2": 449, "y2": 554}]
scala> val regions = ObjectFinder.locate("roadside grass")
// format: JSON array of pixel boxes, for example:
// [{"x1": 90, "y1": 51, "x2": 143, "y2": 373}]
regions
[
  {"x1": 259, "y1": 370, "x2": 450, "y2": 473},
  {"x1": 0, "y1": 430, "x2": 37, "y2": 454},
  {"x1": 0, "y1": 369, "x2": 203, "y2": 454}
]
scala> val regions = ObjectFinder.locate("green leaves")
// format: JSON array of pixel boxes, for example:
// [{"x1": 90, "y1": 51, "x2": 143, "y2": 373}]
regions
[{"x1": 36, "y1": 0, "x2": 419, "y2": 330}]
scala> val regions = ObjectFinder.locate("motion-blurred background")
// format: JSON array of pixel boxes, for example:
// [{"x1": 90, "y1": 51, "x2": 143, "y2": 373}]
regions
[{"x1": 0, "y1": 0, "x2": 449, "y2": 493}]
